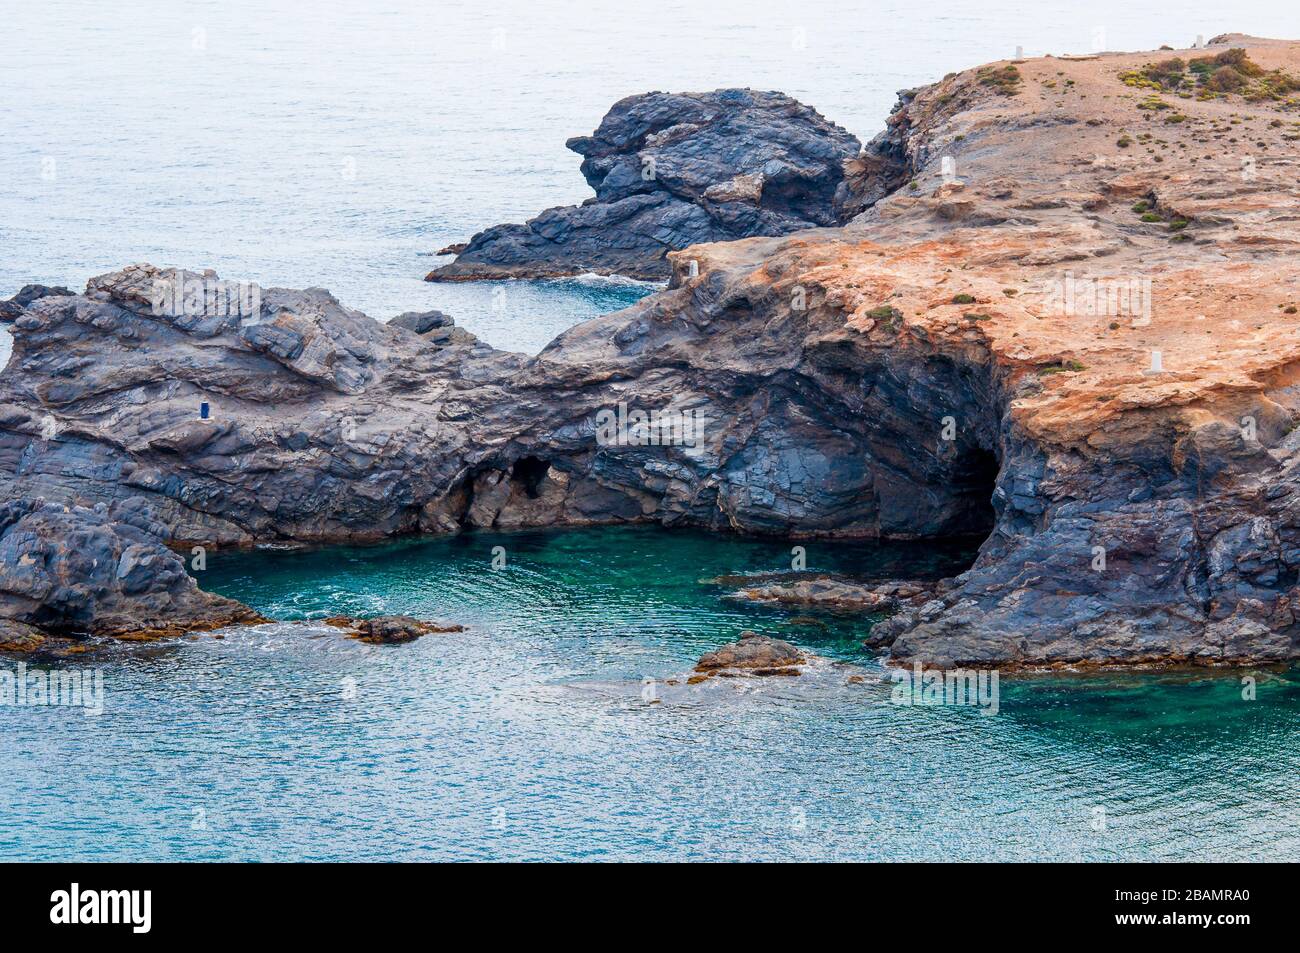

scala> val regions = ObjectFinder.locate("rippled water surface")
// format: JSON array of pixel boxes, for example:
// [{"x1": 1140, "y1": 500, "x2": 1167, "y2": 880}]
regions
[{"x1": 2, "y1": 526, "x2": 1298, "y2": 861}]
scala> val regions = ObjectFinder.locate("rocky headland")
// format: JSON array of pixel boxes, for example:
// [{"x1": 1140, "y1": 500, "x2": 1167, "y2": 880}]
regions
[
  {"x1": 4, "y1": 35, "x2": 1300, "y2": 670},
  {"x1": 426, "y1": 88, "x2": 873, "y2": 281}
]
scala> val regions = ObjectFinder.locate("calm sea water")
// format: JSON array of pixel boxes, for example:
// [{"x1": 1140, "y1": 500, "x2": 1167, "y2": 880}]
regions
[
  {"x1": 2, "y1": 0, "x2": 1295, "y2": 356},
  {"x1": 3, "y1": 526, "x2": 1297, "y2": 862},
  {"x1": 2, "y1": 1, "x2": 1299, "y2": 861}
]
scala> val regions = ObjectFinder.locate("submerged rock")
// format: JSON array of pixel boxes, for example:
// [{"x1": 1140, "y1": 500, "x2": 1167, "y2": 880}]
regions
[
  {"x1": 426, "y1": 88, "x2": 876, "y2": 281},
  {"x1": 690, "y1": 630, "x2": 806, "y2": 681},
  {"x1": 323, "y1": 615, "x2": 466, "y2": 644},
  {"x1": 0, "y1": 284, "x2": 74, "y2": 321}
]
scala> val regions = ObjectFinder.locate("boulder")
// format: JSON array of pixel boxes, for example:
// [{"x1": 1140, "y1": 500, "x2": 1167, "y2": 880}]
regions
[
  {"x1": 390, "y1": 309, "x2": 454, "y2": 334},
  {"x1": 323, "y1": 615, "x2": 466, "y2": 644},
  {"x1": 0, "y1": 497, "x2": 262, "y2": 644},
  {"x1": 716, "y1": 575, "x2": 940, "y2": 612},
  {"x1": 691, "y1": 630, "x2": 807, "y2": 680}
]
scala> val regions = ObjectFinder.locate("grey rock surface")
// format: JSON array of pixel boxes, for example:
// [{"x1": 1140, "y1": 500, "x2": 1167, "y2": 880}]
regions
[
  {"x1": 717, "y1": 575, "x2": 941, "y2": 613},
  {"x1": 425, "y1": 88, "x2": 880, "y2": 281},
  {"x1": 0, "y1": 496, "x2": 260, "y2": 638}
]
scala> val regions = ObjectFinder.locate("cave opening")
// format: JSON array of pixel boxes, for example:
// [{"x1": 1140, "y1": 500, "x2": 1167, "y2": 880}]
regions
[
  {"x1": 510, "y1": 456, "x2": 551, "y2": 499},
  {"x1": 957, "y1": 445, "x2": 1000, "y2": 540}
]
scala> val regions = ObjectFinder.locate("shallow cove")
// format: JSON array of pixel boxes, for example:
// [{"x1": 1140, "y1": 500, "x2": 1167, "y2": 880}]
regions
[{"x1": 2, "y1": 525, "x2": 1297, "y2": 861}]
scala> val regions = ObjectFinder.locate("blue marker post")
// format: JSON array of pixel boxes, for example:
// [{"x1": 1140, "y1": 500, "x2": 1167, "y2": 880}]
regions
[{"x1": 200, "y1": 402, "x2": 210, "y2": 420}]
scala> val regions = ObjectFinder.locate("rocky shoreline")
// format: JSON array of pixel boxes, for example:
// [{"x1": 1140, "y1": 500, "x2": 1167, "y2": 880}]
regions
[{"x1": 4, "y1": 34, "x2": 1300, "y2": 670}]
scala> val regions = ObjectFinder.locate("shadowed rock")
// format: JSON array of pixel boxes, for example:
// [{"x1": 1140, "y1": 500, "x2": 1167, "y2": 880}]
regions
[
  {"x1": 0, "y1": 497, "x2": 261, "y2": 645},
  {"x1": 717, "y1": 575, "x2": 940, "y2": 613},
  {"x1": 426, "y1": 88, "x2": 876, "y2": 281},
  {"x1": 390, "y1": 309, "x2": 453, "y2": 334}
]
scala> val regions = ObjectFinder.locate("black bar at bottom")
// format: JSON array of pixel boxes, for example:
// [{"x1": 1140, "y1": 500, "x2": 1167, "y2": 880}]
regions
[{"x1": 0, "y1": 861, "x2": 1283, "y2": 940}]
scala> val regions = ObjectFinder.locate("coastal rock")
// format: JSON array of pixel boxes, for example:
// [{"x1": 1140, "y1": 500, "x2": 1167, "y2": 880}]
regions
[
  {"x1": 0, "y1": 284, "x2": 74, "y2": 321},
  {"x1": 390, "y1": 309, "x2": 453, "y2": 335},
  {"x1": 690, "y1": 630, "x2": 806, "y2": 681},
  {"x1": 0, "y1": 497, "x2": 262, "y2": 644},
  {"x1": 389, "y1": 309, "x2": 476, "y2": 346},
  {"x1": 0, "y1": 618, "x2": 47, "y2": 653},
  {"x1": 323, "y1": 615, "x2": 466, "y2": 644},
  {"x1": 426, "y1": 88, "x2": 878, "y2": 281}
]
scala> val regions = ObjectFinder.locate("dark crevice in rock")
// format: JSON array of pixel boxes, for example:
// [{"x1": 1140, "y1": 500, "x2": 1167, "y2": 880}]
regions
[{"x1": 510, "y1": 456, "x2": 551, "y2": 499}]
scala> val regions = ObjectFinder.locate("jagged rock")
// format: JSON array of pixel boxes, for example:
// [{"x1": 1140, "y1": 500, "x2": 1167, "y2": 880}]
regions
[
  {"x1": 390, "y1": 309, "x2": 452, "y2": 334},
  {"x1": 0, "y1": 497, "x2": 262, "y2": 644},
  {"x1": 1, "y1": 285, "x2": 74, "y2": 321},
  {"x1": 0, "y1": 618, "x2": 47, "y2": 653},
  {"x1": 690, "y1": 630, "x2": 806, "y2": 681},
  {"x1": 426, "y1": 88, "x2": 877, "y2": 281},
  {"x1": 323, "y1": 615, "x2": 466, "y2": 644},
  {"x1": 390, "y1": 309, "x2": 476, "y2": 346}
]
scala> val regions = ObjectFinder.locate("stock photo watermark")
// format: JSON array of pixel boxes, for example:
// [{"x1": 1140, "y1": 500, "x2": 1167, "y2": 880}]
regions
[
  {"x1": 150, "y1": 269, "x2": 262, "y2": 323},
  {"x1": 890, "y1": 662, "x2": 999, "y2": 715},
  {"x1": 595, "y1": 402, "x2": 707, "y2": 448},
  {"x1": 1043, "y1": 272, "x2": 1152, "y2": 322},
  {"x1": 1, "y1": 663, "x2": 104, "y2": 717}
]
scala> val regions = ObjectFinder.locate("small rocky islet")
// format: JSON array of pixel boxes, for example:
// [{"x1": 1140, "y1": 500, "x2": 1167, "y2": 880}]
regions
[{"x1": 4, "y1": 34, "x2": 1300, "y2": 673}]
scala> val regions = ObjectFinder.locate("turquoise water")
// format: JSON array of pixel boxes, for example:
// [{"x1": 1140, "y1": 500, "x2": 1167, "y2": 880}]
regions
[{"x1": 2, "y1": 526, "x2": 1296, "y2": 861}]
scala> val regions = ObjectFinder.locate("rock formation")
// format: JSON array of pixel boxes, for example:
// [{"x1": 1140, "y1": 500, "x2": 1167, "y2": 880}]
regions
[
  {"x1": 712, "y1": 574, "x2": 940, "y2": 613},
  {"x1": 389, "y1": 308, "x2": 476, "y2": 346},
  {"x1": 4, "y1": 36, "x2": 1300, "y2": 670},
  {"x1": 324, "y1": 615, "x2": 466, "y2": 644},
  {"x1": 690, "y1": 630, "x2": 807, "y2": 681},
  {"x1": 426, "y1": 88, "x2": 874, "y2": 281},
  {"x1": 0, "y1": 497, "x2": 261, "y2": 644}
]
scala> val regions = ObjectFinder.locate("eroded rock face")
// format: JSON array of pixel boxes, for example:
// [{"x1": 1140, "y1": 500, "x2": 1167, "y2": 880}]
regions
[
  {"x1": 0, "y1": 497, "x2": 260, "y2": 641},
  {"x1": 426, "y1": 88, "x2": 879, "y2": 281}
]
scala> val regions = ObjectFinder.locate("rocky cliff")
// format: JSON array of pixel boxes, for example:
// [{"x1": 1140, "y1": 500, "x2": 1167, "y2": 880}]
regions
[
  {"x1": 4, "y1": 35, "x2": 1300, "y2": 669},
  {"x1": 426, "y1": 88, "x2": 876, "y2": 281}
]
